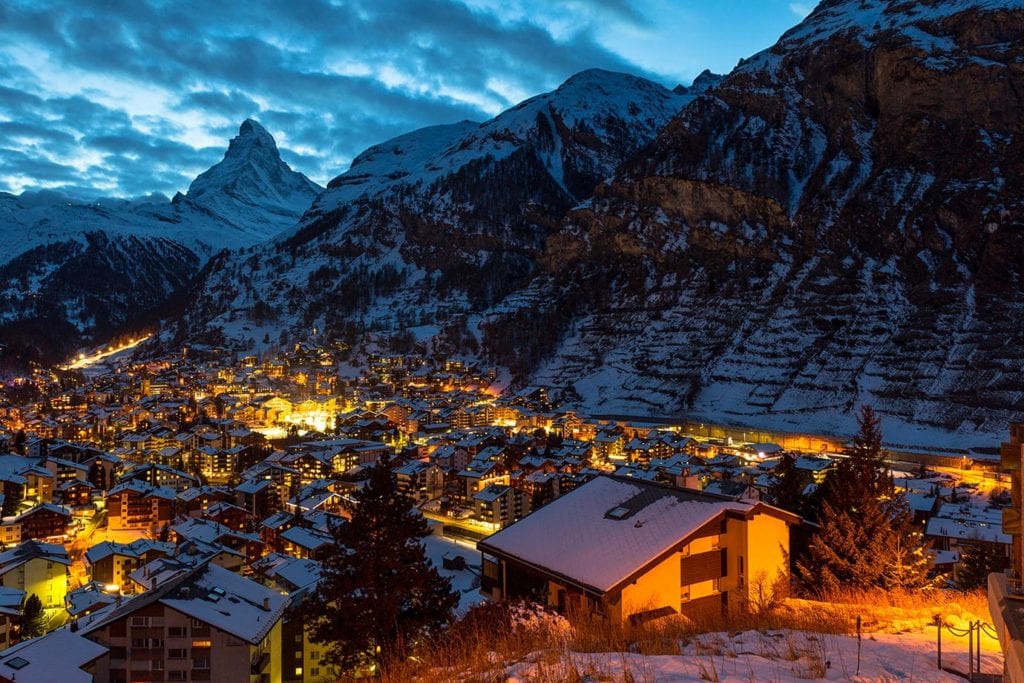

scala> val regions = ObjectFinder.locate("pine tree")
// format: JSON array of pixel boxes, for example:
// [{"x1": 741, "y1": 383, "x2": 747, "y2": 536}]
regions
[
  {"x1": 957, "y1": 541, "x2": 1010, "y2": 589},
  {"x1": 307, "y1": 455, "x2": 458, "y2": 674},
  {"x1": 878, "y1": 496, "x2": 932, "y2": 590},
  {"x1": 818, "y1": 404, "x2": 893, "y2": 512},
  {"x1": 798, "y1": 406, "x2": 931, "y2": 594},
  {"x1": 768, "y1": 452, "x2": 809, "y2": 518},
  {"x1": 799, "y1": 496, "x2": 890, "y2": 593},
  {"x1": 19, "y1": 594, "x2": 46, "y2": 640}
]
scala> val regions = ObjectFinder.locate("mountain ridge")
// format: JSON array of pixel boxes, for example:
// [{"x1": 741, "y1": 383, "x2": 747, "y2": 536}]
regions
[{"x1": 0, "y1": 120, "x2": 321, "y2": 370}]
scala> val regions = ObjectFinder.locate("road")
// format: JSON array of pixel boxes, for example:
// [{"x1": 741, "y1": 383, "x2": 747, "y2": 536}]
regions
[
  {"x1": 421, "y1": 510, "x2": 493, "y2": 542},
  {"x1": 65, "y1": 510, "x2": 106, "y2": 590},
  {"x1": 63, "y1": 335, "x2": 152, "y2": 370}
]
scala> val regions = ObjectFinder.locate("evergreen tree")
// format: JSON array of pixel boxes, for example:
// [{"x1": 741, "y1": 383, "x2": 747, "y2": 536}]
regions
[
  {"x1": 957, "y1": 541, "x2": 1010, "y2": 589},
  {"x1": 307, "y1": 455, "x2": 458, "y2": 674},
  {"x1": 798, "y1": 406, "x2": 931, "y2": 594},
  {"x1": 19, "y1": 594, "x2": 46, "y2": 639},
  {"x1": 768, "y1": 452, "x2": 809, "y2": 517},
  {"x1": 878, "y1": 496, "x2": 932, "y2": 590},
  {"x1": 817, "y1": 405, "x2": 893, "y2": 512}
]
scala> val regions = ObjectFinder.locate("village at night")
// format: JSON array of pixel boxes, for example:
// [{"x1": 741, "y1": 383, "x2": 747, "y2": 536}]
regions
[{"x1": 2, "y1": 0, "x2": 1024, "y2": 681}]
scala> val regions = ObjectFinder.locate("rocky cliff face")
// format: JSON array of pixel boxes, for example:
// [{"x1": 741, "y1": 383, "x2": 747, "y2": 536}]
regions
[{"x1": 524, "y1": 0, "x2": 1024, "y2": 447}]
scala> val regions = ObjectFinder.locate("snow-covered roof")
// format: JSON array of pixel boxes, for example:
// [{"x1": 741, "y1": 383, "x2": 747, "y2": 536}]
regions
[
  {"x1": 479, "y1": 476, "x2": 782, "y2": 594},
  {"x1": 252, "y1": 552, "x2": 322, "y2": 591},
  {"x1": 279, "y1": 525, "x2": 333, "y2": 551},
  {"x1": 81, "y1": 561, "x2": 288, "y2": 645},
  {"x1": 65, "y1": 581, "x2": 118, "y2": 616},
  {"x1": 0, "y1": 628, "x2": 107, "y2": 683},
  {"x1": 159, "y1": 564, "x2": 288, "y2": 644},
  {"x1": 0, "y1": 586, "x2": 23, "y2": 617},
  {"x1": 0, "y1": 540, "x2": 70, "y2": 574},
  {"x1": 85, "y1": 538, "x2": 174, "y2": 565}
]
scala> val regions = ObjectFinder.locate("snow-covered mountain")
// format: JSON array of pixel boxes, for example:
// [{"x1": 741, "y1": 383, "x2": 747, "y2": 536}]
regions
[
  {"x1": 0, "y1": 120, "x2": 321, "y2": 369},
  {"x1": 0, "y1": 120, "x2": 321, "y2": 262},
  {"x1": 120, "y1": 0, "x2": 1024, "y2": 450},
  {"x1": 185, "y1": 119, "x2": 323, "y2": 238},
  {"x1": 174, "y1": 69, "x2": 696, "y2": 351},
  {"x1": 518, "y1": 0, "x2": 1024, "y2": 449}
]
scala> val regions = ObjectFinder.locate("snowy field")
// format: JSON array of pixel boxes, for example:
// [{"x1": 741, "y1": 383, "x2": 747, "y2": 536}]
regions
[
  {"x1": 503, "y1": 627, "x2": 1002, "y2": 682},
  {"x1": 423, "y1": 533, "x2": 483, "y2": 613}
]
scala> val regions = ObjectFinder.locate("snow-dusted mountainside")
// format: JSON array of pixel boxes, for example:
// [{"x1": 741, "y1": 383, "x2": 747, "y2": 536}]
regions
[
  {"x1": 175, "y1": 69, "x2": 695, "y2": 351},
  {"x1": 162, "y1": 1, "x2": 1024, "y2": 450},
  {"x1": 0, "y1": 120, "x2": 321, "y2": 369},
  {"x1": 185, "y1": 119, "x2": 323, "y2": 238},
  {"x1": 519, "y1": 0, "x2": 1024, "y2": 448},
  {"x1": 0, "y1": 120, "x2": 321, "y2": 262}
]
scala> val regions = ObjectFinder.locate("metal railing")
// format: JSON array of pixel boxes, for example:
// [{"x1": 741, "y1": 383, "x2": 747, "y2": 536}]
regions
[{"x1": 937, "y1": 617, "x2": 1001, "y2": 680}]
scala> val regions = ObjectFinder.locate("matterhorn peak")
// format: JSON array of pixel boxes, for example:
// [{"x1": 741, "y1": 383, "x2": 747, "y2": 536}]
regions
[
  {"x1": 184, "y1": 119, "x2": 322, "y2": 229},
  {"x1": 223, "y1": 118, "x2": 279, "y2": 161}
]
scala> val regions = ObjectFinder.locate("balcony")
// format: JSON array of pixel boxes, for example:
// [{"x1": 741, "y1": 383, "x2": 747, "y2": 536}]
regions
[
  {"x1": 987, "y1": 572, "x2": 1024, "y2": 681},
  {"x1": 250, "y1": 651, "x2": 270, "y2": 674}
]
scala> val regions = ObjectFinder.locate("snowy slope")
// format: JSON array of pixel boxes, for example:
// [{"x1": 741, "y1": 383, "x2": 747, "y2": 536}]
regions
[
  {"x1": 175, "y1": 69, "x2": 697, "y2": 355},
  {"x1": 0, "y1": 120, "x2": 321, "y2": 261},
  {"x1": 518, "y1": 0, "x2": 1024, "y2": 450},
  {"x1": 186, "y1": 119, "x2": 323, "y2": 238},
  {"x1": 0, "y1": 120, "x2": 321, "y2": 368}
]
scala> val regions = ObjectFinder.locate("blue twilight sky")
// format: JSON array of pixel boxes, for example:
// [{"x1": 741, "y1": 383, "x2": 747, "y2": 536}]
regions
[{"x1": 0, "y1": 0, "x2": 813, "y2": 199}]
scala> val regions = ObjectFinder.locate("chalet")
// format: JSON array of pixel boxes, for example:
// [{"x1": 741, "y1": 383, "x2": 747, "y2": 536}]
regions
[
  {"x1": 279, "y1": 526, "x2": 334, "y2": 561},
  {"x1": 176, "y1": 485, "x2": 235, "y2": 518},
  {"x1": 78, "y1": 562, "x2": 287, "y2": 683},
  {"x1": 58, "y1": 478, "x2": 96, "y2": 508},
  {"x1": 0, "y1": 540, "x2": 70, "y2": 617},
  {"x1": 473, "y1": 484, "x2": 532, "y2": 530},
  {"x1": 203, "y1": 501, "x2": 253, "y2": 532},
  {"x1": 259, "y1": 511, "x2": 297, "y2": 553},
  {"x1": 593, "y1": 430, "x2": 625, "y2": 463},
  {"x1": 106, "y1": 480, "x2": 176, "y2": 532},
  {"x1": 119, "y1": 463, "x2": 198, "y2": 492},
  {"x1": 85, "y1": 539, "x2": 175, "y2": 595},
  {"x1": 235, "y1": 477, "x2": 280, "y2": 519},
  {"x1": 395, "y1": 460, "x2": 444, "y2": 502},
  {"x1": 478, "y1": 476, "x2": 797, "y2": 624},
  {"x1": 457, "y1": 458, "x2": 509, "y2": 502},
  {"x1": 794, "y1": 456, "x2": 834, "y2": 484},
  {"x1": 171, "y1": 518, "x2": 263, "y2": 569},
  {"x1": 14, "y1": 502, "x2": 72, "y2": 541}
]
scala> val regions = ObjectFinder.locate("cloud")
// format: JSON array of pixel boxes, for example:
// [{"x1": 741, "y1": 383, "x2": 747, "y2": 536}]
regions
[{"x1": 0, "y1": 0, "x2": 671, "y2": 198}]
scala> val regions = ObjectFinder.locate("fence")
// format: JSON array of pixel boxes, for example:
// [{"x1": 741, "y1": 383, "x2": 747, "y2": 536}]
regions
[{"x1": 938, "y1": 618, "x2": 1001, "y2": 681}]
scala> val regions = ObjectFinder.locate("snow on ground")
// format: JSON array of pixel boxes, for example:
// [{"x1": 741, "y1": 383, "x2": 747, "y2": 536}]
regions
[
  {"x1": 503, "y1": 627, "x2": 1002, "y2": 682},
  {"x1": 423, "y1": 534, "x2": 483, "y2": 614}
]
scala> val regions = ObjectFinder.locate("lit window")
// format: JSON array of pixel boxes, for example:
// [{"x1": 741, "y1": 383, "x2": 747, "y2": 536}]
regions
[
  {"x1": 192, "y1": 640, "x2": 211, "y2": 648},
  {"x1": 295, "y1": 667, "x2": 303, "y2": 676}
]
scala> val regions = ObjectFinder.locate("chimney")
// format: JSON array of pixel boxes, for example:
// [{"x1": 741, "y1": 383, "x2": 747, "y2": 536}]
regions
[
  {"x1": 151, "y1": 576, "x2": 158, "y2": 591},
  {"x1": 262, "y1": 597, "x2": 270, "y2": 610}
]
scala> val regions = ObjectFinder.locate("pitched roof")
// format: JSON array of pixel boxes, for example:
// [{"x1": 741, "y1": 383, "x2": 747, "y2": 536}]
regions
[
  {"x1": 479, "y1": 476, "x2": 795, "y2": 595},
  {"x1": 0, "y1": 628, "x2": 107, "y2": 683},
  {"x1": 0, "y1": 540, "x2": 71, "y2": 574},
  {"x1": 80, "y1": 561, "x2": 287, "y2": 644}
]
